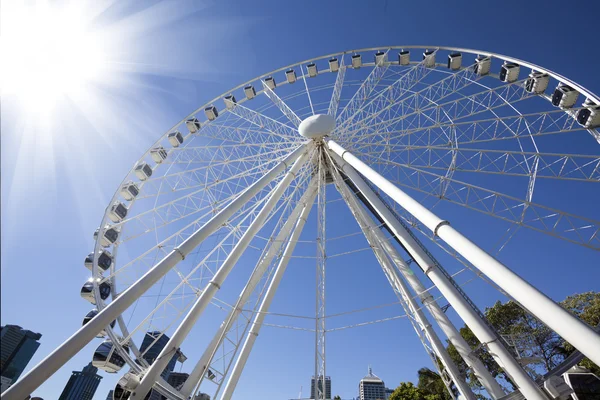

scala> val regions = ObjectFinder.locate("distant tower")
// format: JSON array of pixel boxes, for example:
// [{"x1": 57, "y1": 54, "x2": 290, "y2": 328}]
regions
[
  {"x1": 310, "y1": 375, "x2": 331, "y2": 399},
  {"x1": 58, "y1": 362, "x2": 102, "y2": 400},
  {"x1": 358, "y1": 366, "x2": 386, "y2": 400},
  {"x1": 105, "y1": 390, "x2": 114, "y2": 400},
  {"x1": 139, "y1": 331, "x2": 186, "y2": 379},
  {"x1": 0, "y1": 325, "x2": 42, "y2": 389}
]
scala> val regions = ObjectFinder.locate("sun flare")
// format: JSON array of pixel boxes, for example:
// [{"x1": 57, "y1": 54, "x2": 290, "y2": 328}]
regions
[{"x1": 1, "y1": 2, "x2": 108, "y2": 108}]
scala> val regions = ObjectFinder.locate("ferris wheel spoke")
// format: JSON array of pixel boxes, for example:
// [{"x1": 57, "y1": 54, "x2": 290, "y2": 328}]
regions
[
  {"x1": 261, "y1": 80, "x2": 303, "y2": 127},
  {"x1": 369, "y1": 159, "x2": 600, "y2": 249},
  {"x1": 183, "y1": 176, "x2": 318, "y2": 399},
  {"x1": 327, "y1": 55, "x2": 346, "y2": 118},
  {"x1": 336, "y1": 55, "x2": 482, "y2": 137},
  {"x1": 344, "y1": 107, "x2": 586, "y2": 153},
  {"x1": 343, "y1": 77, "x2": 533, "y2": 145},
  {"x1": 356, "y1": 146, "x2": 600, "y2": 182},
  {"x1": 136, "y1": 146, "x2": 296, "y2": 199},
  {"x1": 335, "y1": 50, "x2": 390, "y2": 126},
  {"x1": 226, "y1": 102, "x2": 301, "y2": 140},
  {"x1": 336, "y1": 52, "x2": 438, "y2": 137}
]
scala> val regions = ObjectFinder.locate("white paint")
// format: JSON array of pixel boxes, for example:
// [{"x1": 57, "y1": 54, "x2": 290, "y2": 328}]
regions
[{"x1": 298, "y1": 114, "x2": 336, "y2": 139}]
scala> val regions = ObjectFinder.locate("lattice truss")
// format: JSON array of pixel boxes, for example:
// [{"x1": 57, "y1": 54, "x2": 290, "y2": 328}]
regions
[{"x1": 80, "y1": 47, "x2": 599, "y2": 400}]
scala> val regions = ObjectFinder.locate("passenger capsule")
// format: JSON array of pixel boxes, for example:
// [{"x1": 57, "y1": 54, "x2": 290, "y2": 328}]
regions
[
  {"x1": 134, "y1": 163, "x2": 153, "y2": 181},
  {"x1": 84, "y1": 250, "x2": 113, "y2": 272},
  {"x1": 422, "y1": 49, "x2": 436, "y2": 68},
  {"x1": 113, "y1": 372, "x2": 154, "y2": 400},
  {"x1": 150, "y1": 146, "x2": 168, "y2": 164},
  {"x1": 473, "y1": 55, "x2": 491, "y2": 76},
  {"x1": 81, "y1": 278, "x2": 111, "y2": 304},
  {"x1": 286, "y1": 69, "x2": 297, "y2": 84},
  {"x1": 244, "y1": 85, "x2": 256, "y2": 99},
  {"x1": 96, "y1": 226, "x2": 119, "y2": 248},
  {"x1": 168, "y1": 131, "x2": 184, "y2": 147},
  {"x1": 185, "y1": 118, "x2": 201, "y2": 134},
  {"x1": 204, "y1": 106, "x2": 218, "y2": 121},
  {"x1": 577, "y1": 99, "x2": 600, "y2": 129},
  {"x1": 552, "y1": 84, "x2": 579, "y2": 108},
  {"x1": 307, "y1": 63, "x2": 318, "y2": 77},
  {"x1": 499, "y1": 62, "x2": 520, "y2": 83},
  {"x1": 351, "y1": 54, "x2": 362, "y2": 69},
  {"x1": 224, "y1": 95, "x2": 237, "y2": 110},
  {"x1": 92, "y1": 339, "x2": 129, "y2": 373},
  {"x1": 398, "y1": 50, "x2": 410, "y2": 66},
  {"x1": 264, "y1": 77, "x2": 276, "y2": 90},
  {"x1": 82, "y1": 309, "x2": 116, "y2": 338},
  {"x1": 329, "y1": 57, "x2": 339, "y2": 72},
  {"x1": 525, "y1": 71, "x2": 549, "y2": 94},
  {"x1": 108, "y1": 202, "x2": 128, "y2": 223},
  {"x1": 447, "y1": 52, "x2": 462, "y2": 70},
  {"x1": 375, "y1": 51, "x2": 387, "y2": 66},
  {"x1": 120, "y1": 182, "x2": 139, "y2": 201}
]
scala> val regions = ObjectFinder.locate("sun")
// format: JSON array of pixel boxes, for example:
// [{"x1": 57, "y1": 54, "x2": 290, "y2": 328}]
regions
[{"x1": 1, "y1": 2, "x2": 108, "y2": 109}]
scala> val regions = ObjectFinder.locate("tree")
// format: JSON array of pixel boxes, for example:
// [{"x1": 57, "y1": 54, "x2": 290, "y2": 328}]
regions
[
  {"x1": 445, "y1": 291, "x2": 599, "y2": 392},
  {"x1": 333, "y1": 396, "x2": 341, "y2": 400},
  {"x1": 417, "y1": 368, "x2": 452, "y2": 400},
  {"x1": 389, "y1": 382, "x2": 428, "y2": 400}
]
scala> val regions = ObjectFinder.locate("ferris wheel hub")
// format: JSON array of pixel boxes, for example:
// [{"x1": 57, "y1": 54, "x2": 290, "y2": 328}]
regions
[{"x1": 298, "y1": 114, "x2": 336, "y2": 139}]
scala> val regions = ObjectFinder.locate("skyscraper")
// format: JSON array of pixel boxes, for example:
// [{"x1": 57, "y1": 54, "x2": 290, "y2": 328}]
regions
[
  {"x1": 0, "y1": 325, "x2": 42, "y2": 386},
  {"x1": 106, "y1": 390, "x2": 114, "y2": 400},
  {"x1": 311, "y1": 375, "x2": 332, "y2": 400},
  {"x1": 139, "y1": 331, "x2": 185, "y2": 380},
  {"x1": 358, "y1": 367, "x2": 386, "y2": 400},
  {"x1": 167, "y1": 372, "x2": 189, "y2": 391},
  {"x1": 58, "y1": 362, "x2": 102, "y2": 400}
]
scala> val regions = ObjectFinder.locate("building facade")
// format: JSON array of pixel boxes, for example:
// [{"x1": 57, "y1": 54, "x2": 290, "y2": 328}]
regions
[
  {"x1": 106, "y1": 390, "x2": 114, "y2": 400},
  {"x1": 139, "y1": 331, "x2": 185, "y2": 379},
  {"x1": 0, "y1": 325, "x2": 42, "y2": 387},
  {"x1": 310, "y1": 375, "x2": 332, "y2": 399},
  {"x1": 358, "y1": 367, "x2": 386, "y2": 400},
  {"x1": 58, "y1": 362, "x2": 102, "y2": 400}
]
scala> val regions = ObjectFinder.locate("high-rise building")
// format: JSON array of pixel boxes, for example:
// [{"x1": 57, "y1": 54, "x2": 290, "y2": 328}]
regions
[
  {"x1": 310, "y1": 375, "x2": 332, "y2": 400},
  {"x1": 139, "y1": 332, "x2": 185, "y2": 380},
  {"x1": 358, "y1": 367, "x2": 386, "y2": 400},
  {"x1": 106, "y1": 390, "x2": 114, "y2": 400},
  {"x1": 384, "y1": 387, "x2": 394, "y2": 400},
  {"x1": 167, "y1": 372, "x2": 189, "y2": 391},
  {"x1": 58, "y1": 362, "x2": 102, "y2": 400},
  {"x1": 0, "y1": 325, "x2": 42, "y2": 386}
]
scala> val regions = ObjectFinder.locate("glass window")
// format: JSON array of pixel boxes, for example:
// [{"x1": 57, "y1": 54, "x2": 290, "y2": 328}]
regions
[{"x1": 569, "y1": 374, "x2": 600, "y2": 400}]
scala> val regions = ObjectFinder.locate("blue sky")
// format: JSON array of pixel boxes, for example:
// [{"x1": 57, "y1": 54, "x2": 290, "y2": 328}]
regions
[{"x1": 2, "y1": 1, "x2": 600, "y2": 399}]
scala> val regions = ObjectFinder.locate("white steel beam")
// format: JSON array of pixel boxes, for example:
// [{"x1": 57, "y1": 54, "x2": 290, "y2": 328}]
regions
[
  {"x1": 327, "y1": 140, "x2": 558, "y2": 400},
  {"x1": 1, "y1": 145, "x2": 309, "y2": 400},
  {"x1": 329, "y1": 154, "x2": 475, "y2": 400},
  {"x1": 180, "y1": 179, "x2": 318, "y2": 398},
  {"x1": 220, "y1": 184, "x2": 317, "y2": 400},
  {"x1": 131, "y1": 147, "x2": 312, "y2": 399},
  {"x1": 333, "y1": 152, "x2": 505, "y2": 399}
]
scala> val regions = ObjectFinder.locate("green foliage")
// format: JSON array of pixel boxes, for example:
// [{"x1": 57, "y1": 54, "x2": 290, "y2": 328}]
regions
[
  {"x1": 389, "y1": 382, "x2": 428, "y2": 400},
  {"x1": 417, "y1": 368, "x2": 452, "y2": 400},
  {"x1": 445, "y1": 291, "x2": 599, "y2": 392},
  {"x1": 333, "y1": 396, "x2": 341, "y2": 400}
]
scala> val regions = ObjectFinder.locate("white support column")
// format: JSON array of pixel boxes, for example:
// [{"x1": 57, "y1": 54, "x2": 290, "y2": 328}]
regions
[
  {"x1": 131, "y1": 148, "x2": 311, "y2": 399},
  {"x1": 327, "y1": 140, "x2": 556, "y2": 400},
  {"x1": 332, "y1": 152, "x2": 505, "y2": 399},
  {"x1": 1, "y1": 145, "x2": 308, "y2": 400},
  {"x1": 220, "y1": 185, "x2": 317, "y2": 400},
  {"x1": 180, "y1": 180, "x2": 318, "y2": 398},
  {"x1": 330, "y1": 158, "x2": 475, "y2": 400}
]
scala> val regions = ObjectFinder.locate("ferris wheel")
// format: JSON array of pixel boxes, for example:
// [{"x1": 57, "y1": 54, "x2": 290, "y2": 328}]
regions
[{"x1": 5, "y1": 46, "x2": 600, "y2": 400}]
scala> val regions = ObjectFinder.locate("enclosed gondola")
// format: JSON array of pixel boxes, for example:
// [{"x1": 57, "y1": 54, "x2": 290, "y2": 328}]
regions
[
  {"x1": 525, "y1": 71, "x2": 549, "y2": 94},
  {"x1": 499, "y1": 62, "x2": 520, "y2": 83},
  {"x1": 204, "y1": 106, "x2": 218, "y2": 121},
  {"x1": 185, "y1": 117, "x2": 200, "y2": 134},
  {"x1": 552, "y1": 84, "x2": 579, "y2": 108},
  {"x1": 473, "y1": 55, "x2": 491, "y2": 76},
  {"x1": 80, "y1": 278, "x2": 111, "y2": 305},
  {"x1": 82, "y1": 309, "x2": 116, "y2": 338},
  {"x1": 264, "y1": 76, "x2": 276, "y2": 90},
  {"x1": 244, "y1": 85, "x2": 256, "y2": 99},
  {"x1": 134, "y1": 163, "x2": 152, "y2": 181},
  {"x1": 447, "y1": 52, "x2": 462, "y2": 70},
  {"x1": 120, "y1": 181, "x2": 139, "y2": 201},
  {"x1": 328, "y1": 57, "x2": 339, "y2": 72},
  {"x1": 84, "y1": 250, "x2": 113, "y2": 273},
  {"x1": 422, "y1": 49, "x2": 436, "y2": 68},
  {"x1": 150, "y1": 147, "x2": 168, "y2": 164},
  {"x1": 375, "y1": 51, "x2": 387, "y2": 66},
  {"x1": 108, "y1": 202, "x2": 128, "y2": 223},
  {"x1": 576, "y1": 99, "x2": 600, "y2": 129},
  {"x1": 351, "y1": 54, "x2": 362, "y2": 69},
  {"x1": 307, "y1": 63, "x2": 318, "y2": 77},
  {"x1": 224, "y1": 95, "x2": 237, "y2": 109},
  {"x1": 92, "y1": 339, "x2": 130, "y2": 373},
  {"x1": 398, "y1": 50, "x2": 410, "y2": 65},
  {"x1": 285, "y1": 69, "x2": 297, "y2": 84},
  {"x1": 168, "y1": 131, "x2": 184, "y2": 147}
]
